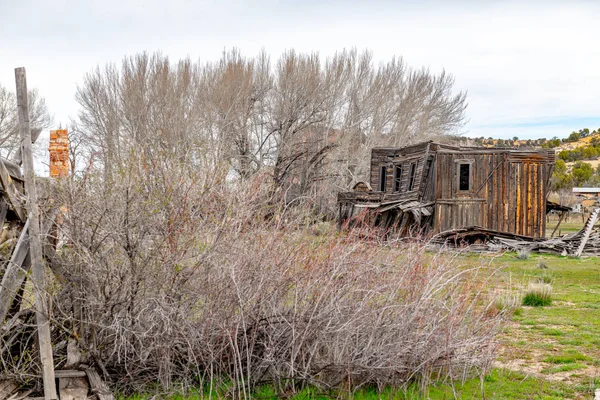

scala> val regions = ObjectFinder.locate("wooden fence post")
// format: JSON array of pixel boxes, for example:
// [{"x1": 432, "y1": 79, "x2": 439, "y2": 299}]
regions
[{"x1": 14, "y1": 67, "x2": 57, "y2": 400}]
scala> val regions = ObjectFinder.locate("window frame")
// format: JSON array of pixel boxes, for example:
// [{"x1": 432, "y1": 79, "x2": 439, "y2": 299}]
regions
[
  {"x1": 393, "y1": 165, "x2": 403, "y2": 192},
  {"x1": 455, "y1": 159, "x2": 475, "y2": 193},
  {"x1": 407, "y1": 162, "x2": 417, "y2": 191},
  {"x1": 378, "y1": 165, "x2": 387, "y2": 192}
]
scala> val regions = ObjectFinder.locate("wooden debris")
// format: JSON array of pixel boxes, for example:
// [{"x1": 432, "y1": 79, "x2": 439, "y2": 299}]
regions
[
  {"x1": 85, "y1": 369, "x2": 114, "y2": 400},
  {"x1": 53, "y1": 370, "x2": 87, "y2": 379},
  {"x1": 58, "y1": 377, "x2": 88, "y2": 400},
  {"x1": 0, "y1": 380, "x2": 18, "y2": 400},
  {"x1": 4, "y1": 390, "x2": 31, "y2": 400},
  {"x1": 0, "y1": 159, "x2": 25, "y2": 222},
  {"x1": 65, "y1": 339, "x2": 83, "y2": 368},
  {"x1": 0, "y1": 218, "x2": 31, "y2": 322},
  {"x1": 428, "y1": 208, "x2": 600, "y2": 257},
  {"x1": 574, "y1": 208, "x2": 600, "y2": 257}
]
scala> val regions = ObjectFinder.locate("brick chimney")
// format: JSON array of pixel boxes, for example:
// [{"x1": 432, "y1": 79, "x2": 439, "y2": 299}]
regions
[{"x1": 48, "y1": 129, "x2": 69, "y2": 178}]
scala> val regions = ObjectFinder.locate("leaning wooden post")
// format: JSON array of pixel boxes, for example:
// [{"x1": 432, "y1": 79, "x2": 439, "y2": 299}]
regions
[{"x1": 15, "y1": 67, "x2": 58, "y2": 400}]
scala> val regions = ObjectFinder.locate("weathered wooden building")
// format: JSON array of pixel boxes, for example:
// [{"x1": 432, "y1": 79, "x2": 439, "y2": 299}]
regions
[{"x1": 338, "y1": 141, "x2": 556, "y2": 238}]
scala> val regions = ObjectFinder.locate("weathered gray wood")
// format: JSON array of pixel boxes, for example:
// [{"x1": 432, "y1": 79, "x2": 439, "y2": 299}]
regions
[
  {"x1": 1, "y1": 159, "x2": 23, "y2": 182},
  {"x1": 0, "y1": 159, "x2": 25, "y2": 222},
  {"x1": 15, "y1": 67, "x2": 57, "y2": 400},
  {"x1": 54, "y1": 370, "x2": 87, "y2": 379},
  {"x1": 0, "y1": 218, "x2": 30, "y2": 323},
  {"x1": 85, "y1": 369, "x2": 114, "y2": 400},
  {"x1": 58, "y1": 377, "x2": 88, "y2": 400},
  {"x1": 13, "y1": 128, "x2": 43, "y2": 166},
  {"x1": 5, "y1": 389, "x2": 32, "y2": 400},
  {"x1": 65, "y1": 339, "x2": 83, "y2": 368},
  {"x1": 0, "y1": 380, "x2": 18, "y2": 400},
  {"x1": 7, "y1": 252, "x2": 29, "y2": 318}
]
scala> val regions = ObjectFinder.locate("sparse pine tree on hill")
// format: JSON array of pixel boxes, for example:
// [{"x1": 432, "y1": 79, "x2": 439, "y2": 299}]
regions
[{"x1": 571, "y1": 161, "x2": 594, "y2": 186}]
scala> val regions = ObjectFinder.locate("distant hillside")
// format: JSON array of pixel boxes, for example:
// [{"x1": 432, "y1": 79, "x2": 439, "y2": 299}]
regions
[
  {"x1": 458, "y1": 128, "x2": 600, "y2": 153},
  {"x1": 555, "y1": 132, "x2": 600, "y2": 151}
]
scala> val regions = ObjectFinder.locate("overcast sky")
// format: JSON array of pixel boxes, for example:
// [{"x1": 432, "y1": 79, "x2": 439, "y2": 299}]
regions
[{"x1": 1, "y1": 0, "x2": 600, "y2": 170}]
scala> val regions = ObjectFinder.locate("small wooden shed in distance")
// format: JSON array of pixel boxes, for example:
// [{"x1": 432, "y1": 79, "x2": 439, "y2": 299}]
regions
[{"x1": 338, "y1": 141, "x2": 557, "y2": 238}]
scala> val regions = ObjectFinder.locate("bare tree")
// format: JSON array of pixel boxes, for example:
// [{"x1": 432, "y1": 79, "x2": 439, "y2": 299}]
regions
[
  {"x1": 73, "y1": 49, "x2": 467, "y2": 212},
  {"x1": 0, "y1": 84, "x2": 52, "y2": 159}
]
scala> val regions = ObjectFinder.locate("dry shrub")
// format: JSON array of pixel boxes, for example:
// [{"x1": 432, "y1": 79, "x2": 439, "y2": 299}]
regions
[{"x1": 3, "y1": 156, "x2": 506, "y2": 397}]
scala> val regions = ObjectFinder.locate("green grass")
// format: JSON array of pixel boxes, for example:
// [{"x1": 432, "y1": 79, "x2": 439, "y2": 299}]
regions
[
  {"x1": 543, "y1": 351, "x2": 590, "y2": 364},
  {"x1": 541, "y1": 363, "x2": 587, "y2": 374},
  {"x1": 522, "y1": 291, "x2": 552, "y2": 307},
  {"x1": 489, "y1": 252, "x2": 600, "y2": 397},
  {"x1": 124, "y1": 370, "x2": 577, "y2": 399}
]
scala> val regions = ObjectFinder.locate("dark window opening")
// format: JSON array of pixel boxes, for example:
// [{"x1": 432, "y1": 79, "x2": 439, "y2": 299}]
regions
[
  {"x1": 459, "y1": 163, "x2": 470, "y2": 191},
  {"x1": 408, "y1": 163, "x2": 417, "y2": 191},
  {"x1": 394, "y1": 166, "x2": 402, "y2": 192},
  {"x1": 379, "y1": 166, "x2": 387, "y2": 191}
]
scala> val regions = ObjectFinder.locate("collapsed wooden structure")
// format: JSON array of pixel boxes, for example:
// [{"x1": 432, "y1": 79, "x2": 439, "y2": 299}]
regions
[
  {"x1": 0, "y1": 68, "x2": 113, "y2": 400},
  {"x1": 338, "y1": 141, "x2": 557, "y2": 238},
  {"x1": 337, "y1": 140, "x2": 600, "y2": 256},
  {"x1": 427, "y1": 207, "x2": 600, "y2": 257}
]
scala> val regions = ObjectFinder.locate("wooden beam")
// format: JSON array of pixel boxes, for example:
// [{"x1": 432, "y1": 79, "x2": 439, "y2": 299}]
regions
[
  {"x1": 7, "y1": 252, "x2": 30, "y2": 318},
  {"x1": 550, "y1": 211, "x2": 566, "y2": 238},
  {"x1": 15, "y1": 67, "x2": 57, "y2": 400}
]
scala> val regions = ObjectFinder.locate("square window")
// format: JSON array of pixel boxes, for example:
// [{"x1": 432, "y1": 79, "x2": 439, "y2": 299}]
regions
[{"x1": 458, "y1": 163, "x2": 471, "y2": 191}]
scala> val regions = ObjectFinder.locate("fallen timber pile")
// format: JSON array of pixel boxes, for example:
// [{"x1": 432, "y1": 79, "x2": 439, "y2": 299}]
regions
[{"x1": 428, "y1": 208, "x2": 600, "y2": 257}]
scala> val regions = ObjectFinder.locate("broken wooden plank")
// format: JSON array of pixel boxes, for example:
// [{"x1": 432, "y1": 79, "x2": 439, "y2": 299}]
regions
[
  {"x1": 5, "y1": 389, "x2": 32, "y2": 400},
  {"x1": 54, "y1": 370, "x2": 87, "y2": 379},
  {"x1": 550, "y1": 210, "x2": 566, "y2": 238},
  {"x1": 0, "y1": 159, "x2": 25, "y2": 222},
  {"x1": 574, "y1": 208, "x2": 599, "y2": 258}
]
